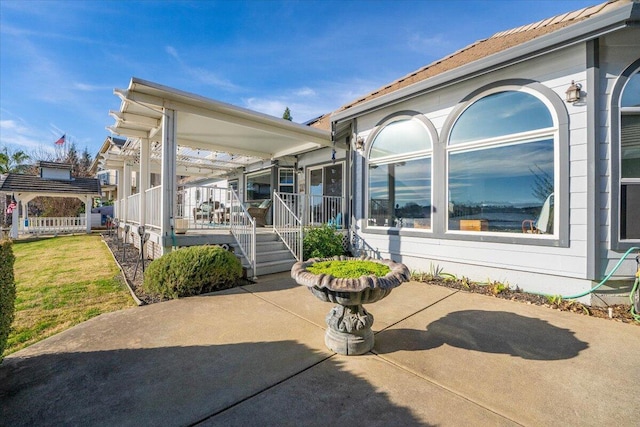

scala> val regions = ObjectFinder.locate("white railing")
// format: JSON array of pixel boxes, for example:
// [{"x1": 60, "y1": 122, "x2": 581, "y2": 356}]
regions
[
  {"x1": 273, "y1": 192, "x2": 303, "y2": 261},
  {"x1": 178, "y1": 185, "x2": 230, "y2": 230},
  {"x1": 145, "y1": 185, "x2": 161, "y2": 229},
  {"x1": 118, "y1": 198, "x2": 125, "y2": 221},
  {"x1": 228, "y1": 188, "x2": 256, "y2": 279},
  {"x1": 114, "y1": 199, "x2": 120, "y2": 221},
  {"x1": 25, "y1": 217, "x2": 86, "y2": 235},
  {"x1": 305, "y1": 194, "x2": 344, "y2": 228},
  {"x1": 127, "y1": 193, "x2": 140, "y2": 224}
]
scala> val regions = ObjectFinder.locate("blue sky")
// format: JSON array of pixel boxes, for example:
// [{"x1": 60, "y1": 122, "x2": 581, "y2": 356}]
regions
[{"x1": 0, "y1": 0, "x2": 598, "y2": 159}]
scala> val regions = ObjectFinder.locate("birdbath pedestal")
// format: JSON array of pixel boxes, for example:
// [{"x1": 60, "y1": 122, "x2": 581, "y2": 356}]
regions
[{"x1": 291, "y1": 256, "x2": 410, "y2": 355}]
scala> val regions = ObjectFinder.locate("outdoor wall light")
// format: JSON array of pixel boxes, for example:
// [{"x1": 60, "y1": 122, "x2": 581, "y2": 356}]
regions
[
  {"x1": 355, "y1": 136, "x2": 365, "y2": 151},
  {"x1": 565, "y1": 80, "x2": 582, "y2": 103}
]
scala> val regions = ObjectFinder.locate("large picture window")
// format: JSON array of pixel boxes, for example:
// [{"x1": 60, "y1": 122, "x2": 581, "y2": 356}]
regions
[
  {"x1": 367, "y1": 117, "x2": 433, "y2": 230},
  {"x1": 447, "y1": 90, "x2": 557, "y2": 234},
  {"x1": 620, "y1": 70, "x2": 640, "y2": 240},
  {"x1": 246, "y1": 170, "x2": 271, "y2": 202}
]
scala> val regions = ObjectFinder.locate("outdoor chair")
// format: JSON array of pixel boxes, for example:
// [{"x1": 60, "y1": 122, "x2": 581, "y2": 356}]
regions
[
  {"x1": 193, "y1": 201, "x2": 220, "y2": 223},
  {"x1": 247, "y1": 199, "x2": 272, "y2": 227},
  {"x1": 522, "y1": 193, "x2": 554, "y2": 234}
]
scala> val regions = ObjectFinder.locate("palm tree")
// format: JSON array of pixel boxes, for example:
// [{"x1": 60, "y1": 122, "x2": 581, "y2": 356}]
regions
[{"x1": 0, "y1": 147, "x2": 31, "y2": 174}]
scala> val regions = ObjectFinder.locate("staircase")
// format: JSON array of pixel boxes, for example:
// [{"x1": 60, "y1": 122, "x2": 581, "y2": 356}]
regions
[{"x1": 231, "y1": 230, "x2": 297, "y2": 278}]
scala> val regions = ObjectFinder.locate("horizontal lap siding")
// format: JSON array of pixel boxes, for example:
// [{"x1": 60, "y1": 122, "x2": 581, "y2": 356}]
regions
[{"x1": 353, "y1": 44, "x2": 595, "y2": 294}]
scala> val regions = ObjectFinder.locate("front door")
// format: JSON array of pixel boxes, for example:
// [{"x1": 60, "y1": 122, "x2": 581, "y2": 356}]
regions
[{"x1": 307, "y1": 162, "x2": 344, "y2": 226}]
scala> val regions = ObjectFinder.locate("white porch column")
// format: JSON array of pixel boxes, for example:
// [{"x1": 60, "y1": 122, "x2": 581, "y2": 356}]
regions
[
  {"x1": 161, "y1": 108, "x2": 177, "y2": 254},
  {"x1": 122, "y1": 161, "x2": 132, "y2": 223},
  {"x1": 139, "y1": 138, "x2": 150, "y2": 227},
  {"x1": 10, "y1": 196, "x2": 19, "y2": 239},
  {"x1": 85, "y1": 195, "x2": 91, "y2": 233}
]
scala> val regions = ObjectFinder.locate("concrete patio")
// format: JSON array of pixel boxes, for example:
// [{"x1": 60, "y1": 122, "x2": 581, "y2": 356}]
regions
[{"x1": 1, "y1": 272, "x2": 638, "y2": 426}]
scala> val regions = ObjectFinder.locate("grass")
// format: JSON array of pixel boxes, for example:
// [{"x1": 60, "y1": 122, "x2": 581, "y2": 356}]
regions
[{"x1": 4, "y1": 234, "x2": 135, "y2": 356}]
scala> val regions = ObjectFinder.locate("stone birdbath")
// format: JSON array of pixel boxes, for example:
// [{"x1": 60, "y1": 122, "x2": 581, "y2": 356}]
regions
[{"x1": 291, "y1": 255, "x2": 410, "y2": 355}]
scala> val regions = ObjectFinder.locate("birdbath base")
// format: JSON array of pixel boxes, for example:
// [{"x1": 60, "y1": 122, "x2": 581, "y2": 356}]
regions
[{"x1": 324, "y1": 304, "x2": 374, "y2": 355}]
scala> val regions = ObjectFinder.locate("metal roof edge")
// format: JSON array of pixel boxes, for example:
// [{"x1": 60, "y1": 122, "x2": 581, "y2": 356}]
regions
[
  {"x1": 331, "y1": 1, "x2": 636, "y2": 123},
  {"x1": 127, "y1": 77, "x2": 330, "y2": 140}
]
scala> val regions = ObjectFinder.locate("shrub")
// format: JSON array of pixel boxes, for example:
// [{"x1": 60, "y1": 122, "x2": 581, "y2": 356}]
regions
[
  {"x1": 0, "y1": 239, "x2": 16, "y2": 363},
  {"x1": 303, "y1": 224, "x2": 345, "y2": 260},
  {"x1": 143, "y1": 245, "x2": 242, "y2": 299}
]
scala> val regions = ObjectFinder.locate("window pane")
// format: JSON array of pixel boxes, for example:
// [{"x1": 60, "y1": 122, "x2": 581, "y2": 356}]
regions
[
  {"x1": 621, "y1": 72, "x2": 640, "y2": 108},
  {"x1": 621, "y1": 115, "x2": 640, "y2": 178},
  {"x1": 246, "y1": 170, "x2": 271, "y2": 201},
  {"x1": 369, "y1": 157, "x2": 431, "y2": 229},
  {"x1": 370, "y1": 119, "x2": 431, "y2": 159},
  {"x1": 449, "y1": 139, "x2": 554, "y2": 233},
  {"x1": 450, "y1": 91, "x2": 554, "y2": 144}
]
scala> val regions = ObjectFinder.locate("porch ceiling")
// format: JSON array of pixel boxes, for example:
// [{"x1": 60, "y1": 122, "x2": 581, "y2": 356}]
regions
[{"x1": 106, "y1": 78, "x2": 332, "y2": 177}]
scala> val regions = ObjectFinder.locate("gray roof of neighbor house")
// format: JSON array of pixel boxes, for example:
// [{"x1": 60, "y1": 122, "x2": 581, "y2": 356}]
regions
[
  {"x1": 0, "y1": 173, "x2": 101, "y2": 195},
  {"x1": 317, "y1": 0, "x2": 637, "y2": 126}
]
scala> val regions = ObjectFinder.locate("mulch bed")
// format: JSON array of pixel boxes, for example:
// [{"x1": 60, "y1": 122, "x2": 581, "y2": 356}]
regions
[
  {"x1": 414, "y1": 274, "x2": 638, "y2": 325},
  {"x1": 102, "y1": 232, "x2": 165, "y2": 305}
]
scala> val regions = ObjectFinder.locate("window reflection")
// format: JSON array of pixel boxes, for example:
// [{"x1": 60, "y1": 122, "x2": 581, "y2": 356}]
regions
[
  {"x1": 367, "y1": 117, "x2": 432, "y2": 230},
  {"x1": 449, "y1": 139, "x2": 554, "y2": 233},
  {"x1": 450, "y1": 91, "x2": 553, "y2": 144}
]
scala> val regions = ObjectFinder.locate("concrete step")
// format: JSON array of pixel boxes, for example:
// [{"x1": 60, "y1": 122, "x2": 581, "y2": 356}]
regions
[
  {"x1": 256, "y1": 249, "x2": 296, "y2": 264},
  {"x1": 254, "y1": 259, "x2": 297, "y2": 276}
]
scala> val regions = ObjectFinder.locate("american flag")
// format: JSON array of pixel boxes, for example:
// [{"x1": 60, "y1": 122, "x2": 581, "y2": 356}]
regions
[
  {"x1": 54, "y1": 134, "x2": 66, "y2": 145},
  {"x1": 6, "y1": 198, "x2": 17, "y2": 214}
]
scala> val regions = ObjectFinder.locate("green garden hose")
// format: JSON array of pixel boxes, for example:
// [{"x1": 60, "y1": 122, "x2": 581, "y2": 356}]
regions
[{"x1": 529, "y1": 246, "x2": 640, "y2": 321}]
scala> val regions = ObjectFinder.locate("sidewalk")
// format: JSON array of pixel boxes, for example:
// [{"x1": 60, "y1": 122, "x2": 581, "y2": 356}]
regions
[{"x1": 1, "y1": 272, "x2": 638, "y2": 426}]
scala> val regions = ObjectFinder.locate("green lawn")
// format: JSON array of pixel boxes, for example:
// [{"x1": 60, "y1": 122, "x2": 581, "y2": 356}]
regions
[{"x1": 4, "y1": 234, "x2": 135, "y2": 356}]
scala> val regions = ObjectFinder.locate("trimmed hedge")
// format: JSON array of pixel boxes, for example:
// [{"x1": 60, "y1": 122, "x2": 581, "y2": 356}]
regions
[
  {"x1": 143, "y1": 245, "x2": 242, "y2": 299},
  {"x1": 0, "y1": 240, "x2": 16, "y2": 363},
  {"x1": 303, "y1": 224, "x2": 346, "y2": 260}
]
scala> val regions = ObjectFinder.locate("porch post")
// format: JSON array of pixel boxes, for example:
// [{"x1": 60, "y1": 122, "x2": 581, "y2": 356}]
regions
[
  {"x1": 85, "y1": 195, "x2": 91, "y2": 233},
  {"x1": 10, "y1": 196, "x2": 19, "y2": 239},
  {"x1": 122, "y1": 161, "x2": 132, "y2": 223},
  {"x1": 161, "y1": 108, "x2": 177, "y2": 254},
  {"x1": 115, "y1": 166, "x2": 124, "y2": 219},
  {"x1": 139, "y1": 138, "x2": 150, "y2": 227}
]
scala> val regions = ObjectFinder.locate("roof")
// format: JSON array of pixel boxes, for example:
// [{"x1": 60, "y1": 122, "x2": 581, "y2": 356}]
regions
[
  {"x1": 0, "y1": 173, "x2": 101, "y2": 196},
  {"x1": 37, "y1": 161, "x2": 72, "y2": 171},
  {"x1": 106, "y1": 78, "x2": 331, "y2": 178},
  {"x1": 331, "y1": 0, "x2": 637, "y2": 122}
]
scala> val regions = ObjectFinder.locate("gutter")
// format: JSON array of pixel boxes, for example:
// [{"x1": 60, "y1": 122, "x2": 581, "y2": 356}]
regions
[{"x1": 332, "y1": 1, "x2": 638, "y2": 123}]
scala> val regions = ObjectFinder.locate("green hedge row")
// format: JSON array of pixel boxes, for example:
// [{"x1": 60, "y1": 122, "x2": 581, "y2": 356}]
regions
[
  {"x1": 143, "y1": 245, "x2": 242, "y2": 299},
  {"x1": 0, "y1": 239, "x2": 16, "y2": 363}
]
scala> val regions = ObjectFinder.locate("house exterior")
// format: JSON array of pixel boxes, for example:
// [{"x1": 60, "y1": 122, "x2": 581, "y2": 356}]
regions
[
  {"x1": 102, "y1": 0, "x2": 639, "y2": 303},
  {"x1": 330, "y1": 0, "x2": 640, "y2": 304}
]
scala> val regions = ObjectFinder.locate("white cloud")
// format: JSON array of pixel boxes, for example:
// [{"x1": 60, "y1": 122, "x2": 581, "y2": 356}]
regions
[
  {"x1": 73, "y1": 82, "x2": 113, "y2": 92},
  {"x1": 294, "y1": 87, "x2": 316, "y2": 97},
  {"x1": 165, "y1": 45, "x2": 240, "y2": 91}
]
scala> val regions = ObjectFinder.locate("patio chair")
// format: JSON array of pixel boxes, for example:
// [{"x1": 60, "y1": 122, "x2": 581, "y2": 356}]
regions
[
  {"x1": 193, "y1": 201, "x2": 220, "y2": 223},
  {"x1": 522, "y1": 193, "x2": 554, "y2": 234},
  {"x1": 247, "y1": 199, "x2": 272, "y2": 227}
]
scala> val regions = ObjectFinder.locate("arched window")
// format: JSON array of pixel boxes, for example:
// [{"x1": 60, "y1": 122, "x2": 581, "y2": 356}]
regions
[
  {"x1": 447, "y1": 90, "x2": 557, "y2": 234},
  {"x1": 367, "y1": 117, "x2": 433, "y2": 229},
  {"x1": 619, "y1": 70, "x2": 640, "y2": 240}
]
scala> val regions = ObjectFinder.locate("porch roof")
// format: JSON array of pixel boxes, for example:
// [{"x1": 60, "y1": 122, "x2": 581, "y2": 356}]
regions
[{"x1": 105, "y1": 78, "x2": 332, "y2": 178}]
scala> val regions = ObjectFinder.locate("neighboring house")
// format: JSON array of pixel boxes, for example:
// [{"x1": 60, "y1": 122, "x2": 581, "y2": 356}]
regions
[{"x1": 102, "y1": 0, "x2": 639, "y2": 302}]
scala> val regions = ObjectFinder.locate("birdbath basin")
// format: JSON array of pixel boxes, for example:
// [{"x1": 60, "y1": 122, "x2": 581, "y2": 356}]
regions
[{"x1": 291, "y1": 256, "x2": 410, "y2": 355}]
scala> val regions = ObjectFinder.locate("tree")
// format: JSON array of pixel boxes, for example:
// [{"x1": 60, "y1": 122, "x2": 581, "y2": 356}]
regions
[
  {"x1": 0, "y1": 147, "x2": 31, "y2": 174},
  {"x1": 282, "y1": 107, "x2": 293, "y2": 121}
]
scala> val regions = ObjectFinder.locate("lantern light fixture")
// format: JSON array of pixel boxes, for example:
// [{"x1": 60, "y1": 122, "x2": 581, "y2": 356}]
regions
[{"x1": 565, "y1": 80, "x2": 582, "y2": 103}]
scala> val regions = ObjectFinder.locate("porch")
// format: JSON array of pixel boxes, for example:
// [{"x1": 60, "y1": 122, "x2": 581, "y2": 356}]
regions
[{"x1": 113, "y1": 186, "x2": 346, "y2": 276}]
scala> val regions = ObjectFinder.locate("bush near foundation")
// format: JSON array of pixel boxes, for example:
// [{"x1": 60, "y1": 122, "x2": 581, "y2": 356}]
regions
[
  {"x1": 0, "y1": 239, "x2": 16, "y2": 362},
  {"x1": 303, "y1": 224, "x2": 346, "y2": 260},
  {"x1": 143, "y1": 245, "x2": 242, "y2": 299}
]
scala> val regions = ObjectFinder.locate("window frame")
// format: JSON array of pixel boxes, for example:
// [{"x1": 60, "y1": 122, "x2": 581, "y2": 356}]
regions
[
  {"x1": 364, "y1": 112, "x2": 436, "y2": 233},
  {"x1": 611, "y1": 60, "x2": 640, "y2": 248}
]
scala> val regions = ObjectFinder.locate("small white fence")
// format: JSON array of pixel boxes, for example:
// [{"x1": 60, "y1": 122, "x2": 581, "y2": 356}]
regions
[
  {"x1": 24, "y1": 217, "x2": 87, "y2": 235},
  {"x1": 145, "y1": 186, "x2": 161, "y2": 229}
]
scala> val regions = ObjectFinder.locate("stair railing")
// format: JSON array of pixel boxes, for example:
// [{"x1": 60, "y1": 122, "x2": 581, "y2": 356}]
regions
[
  {"x1": 228, "y1": 188, "x2": 257, "y2": 279},
  {"x1": 273, "y1": 191, "x2": 303, "y2": 261}
]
